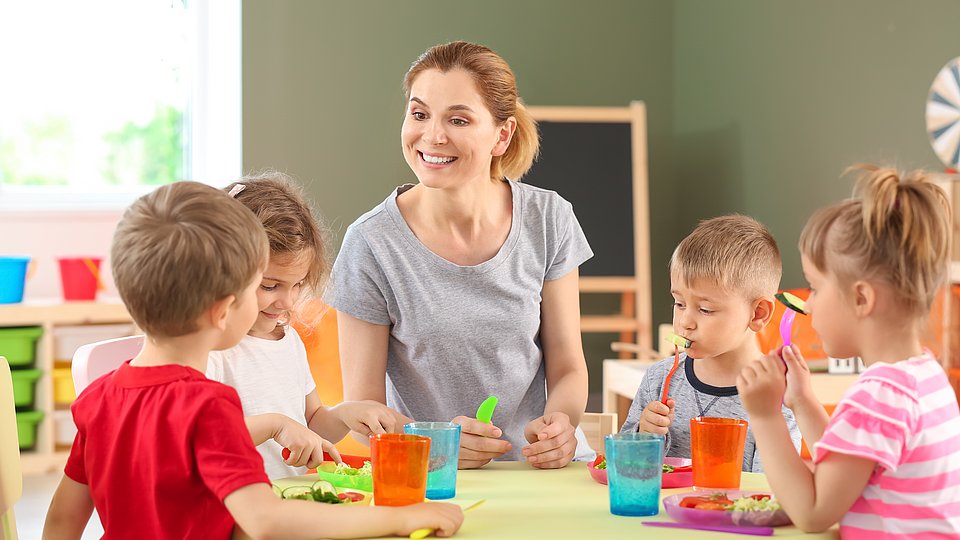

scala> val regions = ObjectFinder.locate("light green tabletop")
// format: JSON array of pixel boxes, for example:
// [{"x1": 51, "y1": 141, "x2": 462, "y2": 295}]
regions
[{"x1": 274, "y1": 461, "x2": 839, "y2": 539}]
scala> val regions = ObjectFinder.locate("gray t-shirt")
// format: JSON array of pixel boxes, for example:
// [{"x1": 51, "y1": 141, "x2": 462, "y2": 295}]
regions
[
  {"x1": 324, "y1": 181, "x2": 593, "y2": 460},
  {"x1": 619, "y1": 354, "x2": 801, "y2": 473}
]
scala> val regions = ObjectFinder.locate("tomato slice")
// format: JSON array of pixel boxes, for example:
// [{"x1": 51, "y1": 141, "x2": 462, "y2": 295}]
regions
[
  {"x1": 695, "y1": 502, "x2": 728, "y2": 511},
  {"x1": 749, "y1": 494, "x2": 771, "y2": 501},
  {"x1": 340, "y1": 491, "x2": 365, "y2": 502},
  {"x1": 679, "y1": 496, "x2": 709, "y2": 508}
]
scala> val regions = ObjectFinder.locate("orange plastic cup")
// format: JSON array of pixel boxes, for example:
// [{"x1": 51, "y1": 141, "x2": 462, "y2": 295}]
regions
[
  {"x1": 690, "y1": 417, "x2": 748, "y2": 490},
  {"x1": 370, "y1": 433, "x2": 431, "y2": 506}
]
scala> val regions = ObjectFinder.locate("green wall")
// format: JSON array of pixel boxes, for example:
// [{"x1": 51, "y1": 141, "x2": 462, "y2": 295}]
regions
[
  {"x1": 242, "y1": 0, "x2": 679, "y2": 327},
  {"x1": 672, "y1": 0, "x2": 960, "y2": 288},
  {"x1": 243, "y1": 1, "x2": 960, "y2": 407}
]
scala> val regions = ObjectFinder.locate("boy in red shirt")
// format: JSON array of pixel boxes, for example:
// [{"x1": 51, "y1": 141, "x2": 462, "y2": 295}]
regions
[{"x1": 42, "y1": 181, "x2": 463, "y2": 539}]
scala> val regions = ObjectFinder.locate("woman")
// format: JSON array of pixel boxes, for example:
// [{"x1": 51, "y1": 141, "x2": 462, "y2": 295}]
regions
[{"x1": 325, "y1": 41, "x2": 592, "y2": 469}]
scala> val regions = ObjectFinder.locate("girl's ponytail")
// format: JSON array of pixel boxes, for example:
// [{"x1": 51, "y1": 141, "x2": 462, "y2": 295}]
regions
[{"x1": 852, "y1": 164, "x2": 952, "y2": 314}]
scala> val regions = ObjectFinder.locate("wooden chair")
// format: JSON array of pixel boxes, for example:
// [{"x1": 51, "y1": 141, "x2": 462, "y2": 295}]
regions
[
  {"x1": 579, "y1": 412, "x2": 618, "y2": 454},
  {"x1": 1, "y1": 357, "x2": 22, "y2": 540},
  {"x1": 71, "y1": 335, "x2": 144, "y2": 395}
]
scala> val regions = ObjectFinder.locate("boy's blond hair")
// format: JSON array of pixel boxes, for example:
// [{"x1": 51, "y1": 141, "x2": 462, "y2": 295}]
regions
[
  {"x1": 671, "y1": 214, "x2": 782, "y2": 300},
  {"x1": 111, "y1": 181, "x2": 269, "y2": 338}
]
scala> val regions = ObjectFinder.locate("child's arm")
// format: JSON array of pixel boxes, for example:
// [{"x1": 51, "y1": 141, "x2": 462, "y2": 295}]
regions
[
  {"x1": 225, "y1": 483, "x2": 464, "y2": 539},
  {"x1": 42, "y1": 475, "x2": 94, "y2": 540},
  {"x1": 780, "y1": 345, "x2": 830, "y2": 448},
  {"x1": 304, "y1": 391, "x2": 412, "y2": 443},
  {"x1": 245, "y1": 412, "x2": 339, "y2": 468},
  {"x1": 738, "y1": 354, "x2": 875, "y2": 532}
]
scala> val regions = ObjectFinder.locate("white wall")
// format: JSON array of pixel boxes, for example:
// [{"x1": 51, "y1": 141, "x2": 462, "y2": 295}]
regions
[{"x1": 0, "y1": 211, "x2": 121, "y2": 300}]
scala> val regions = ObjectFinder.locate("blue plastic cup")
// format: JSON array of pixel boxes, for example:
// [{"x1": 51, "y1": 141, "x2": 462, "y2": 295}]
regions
[
  {"x1": 403, "y1": 422, "x2": 460, "y2": 500},
  {"x1": 605, "y1": 432, "x2": 665, "y2": 516},
  {"x1": 0, "y1": 256, "x2": 30, "y2": 304}
]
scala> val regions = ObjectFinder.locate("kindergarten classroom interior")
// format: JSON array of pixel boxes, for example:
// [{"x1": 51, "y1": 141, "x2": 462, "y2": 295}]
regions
[{"x1": 2, "y1": 1, "x2": 960, "y2": 538}]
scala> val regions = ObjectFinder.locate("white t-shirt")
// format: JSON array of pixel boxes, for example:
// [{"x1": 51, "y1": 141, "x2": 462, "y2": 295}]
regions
[{"x1": 207, "y1": 327, "x2": 317, "y2": 479}]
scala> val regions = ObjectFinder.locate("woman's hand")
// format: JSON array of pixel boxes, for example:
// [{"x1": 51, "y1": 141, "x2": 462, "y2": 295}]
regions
[
  {"x1": 335, "y1": 400, "x2": 413, "y2": 437},
  {"x1": 452, "y1": 416, "x2": 512, "y2": 469},
  {"x1": 273, "y1": 416, "x2": 340, "y2": 468},
  {"x1": 521, "y1": 412, "x2": 577, "y2": 469}
]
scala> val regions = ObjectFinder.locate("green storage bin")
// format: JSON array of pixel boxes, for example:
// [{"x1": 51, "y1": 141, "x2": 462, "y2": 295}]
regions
[
  {"x1": 0, "y1": 326, "x2": 43, "y2": 367},
  {"x1": 11, "y1": 368, "x2": 42, "y2": 409},
  {"x1": 16, "y1": 410, "x2": 44, "y2": 450}
]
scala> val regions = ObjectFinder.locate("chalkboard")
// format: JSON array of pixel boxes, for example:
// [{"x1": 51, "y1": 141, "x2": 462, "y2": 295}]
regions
[
  {"x1": 523, "y1": 121, "x2": 634, "y2": 276},
  {"x1": 523, "y1": 105, "x2": 652, "y2": 351}
]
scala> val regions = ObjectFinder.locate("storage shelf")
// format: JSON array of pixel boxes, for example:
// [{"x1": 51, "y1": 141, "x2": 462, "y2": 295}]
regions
[{"x1": 1, "y1": 299, "x2": 134, "y2": 474}]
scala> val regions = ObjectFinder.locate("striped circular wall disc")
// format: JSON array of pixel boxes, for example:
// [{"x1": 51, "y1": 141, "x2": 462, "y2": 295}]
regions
[{"x1": 927, "y1": 57, "x2": 960, "y2": 169}]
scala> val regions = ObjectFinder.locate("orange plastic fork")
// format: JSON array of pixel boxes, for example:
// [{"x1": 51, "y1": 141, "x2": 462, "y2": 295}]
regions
[{"x1": 660, "y1": 344, "x2": 680, "y2": 405}]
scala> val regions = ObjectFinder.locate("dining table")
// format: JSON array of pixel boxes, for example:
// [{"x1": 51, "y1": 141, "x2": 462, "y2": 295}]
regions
[{"x1": 273, "y1": 461, "x2": 840, "y2": 539}]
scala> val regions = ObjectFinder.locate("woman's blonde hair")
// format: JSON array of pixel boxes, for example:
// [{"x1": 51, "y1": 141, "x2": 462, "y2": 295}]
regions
[
  {"x1": 403, "y1": 41, "x2": 539, "y2": 181},
  {"x1": 799, "y1": 164, "x2": 952, "y2": 318},
  {"x1": 225, "y1": 171, "x2": 331, "y2": 328}
]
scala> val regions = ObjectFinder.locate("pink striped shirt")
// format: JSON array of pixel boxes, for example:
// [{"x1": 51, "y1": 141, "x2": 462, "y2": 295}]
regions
[{"x1": 813, "y1": 353, "x2": 960, "y2": 539}]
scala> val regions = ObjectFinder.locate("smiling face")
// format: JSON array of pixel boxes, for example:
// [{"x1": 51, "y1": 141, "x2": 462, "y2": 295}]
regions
[
  {"x1": 670, "y1": 273, "x2": 758, "y2": 360},
  {"x1": 248, "y1": 252, "x2": 312, "y2": 339},
  {"x1": 401, "y1": 68, "x2": 513, "y2": 188}
]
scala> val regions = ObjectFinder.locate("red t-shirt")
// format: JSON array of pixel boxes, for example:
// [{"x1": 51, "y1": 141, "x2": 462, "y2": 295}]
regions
[{"x1": 65, "y1": 361, "x2": 269, "y2": 539}]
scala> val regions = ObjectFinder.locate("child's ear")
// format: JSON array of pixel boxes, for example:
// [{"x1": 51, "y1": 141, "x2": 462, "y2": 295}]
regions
[
  {"x1": 491, "y1": 117, "x2": 517, "y2": 157},
  {"x1": 851, "y1": 280, "x2": 875, "y2": 317},
  {"x1": 207, "y1": 294, "x2": 236, "y2": 331},
  {"x1": 748, "y1": 296, "x2": 775, "y2": 332}
]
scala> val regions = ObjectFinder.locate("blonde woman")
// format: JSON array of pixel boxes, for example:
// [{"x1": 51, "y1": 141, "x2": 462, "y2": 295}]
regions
[{"x1": 326, "y1": 41, "x2": 592, "y2": 470}]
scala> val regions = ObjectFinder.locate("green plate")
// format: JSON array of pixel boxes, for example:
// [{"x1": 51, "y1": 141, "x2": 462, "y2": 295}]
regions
[{"x1": 314, "y1": 462, "x2": 373, "y2": 492}]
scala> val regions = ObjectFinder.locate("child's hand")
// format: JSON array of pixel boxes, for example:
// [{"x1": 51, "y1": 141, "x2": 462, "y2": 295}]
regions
[
  {"x1": 452, "y1": 416, "x2": 512, "y2": 469},
  {"x1": 393, "y1": 502, "x2": 464, "y2": 538},
  {"x1": 521, "y1": 412, "x2": 577, "y2": 469},
  {"x1": 737, "y1": 353, "x2": 787, "y2": 419},
  {"x1": 638, "y1": 399, "x2": 674, "y2": 435},
  {"x1": 274, "y1": 418, "x2": 339, "y2": 469},
  {"x1": 780, "y1": 344, "x2": 817, "y2": 410},
  {"x1": 337, "y1": 400, "x2": 413, "y2": 436}
]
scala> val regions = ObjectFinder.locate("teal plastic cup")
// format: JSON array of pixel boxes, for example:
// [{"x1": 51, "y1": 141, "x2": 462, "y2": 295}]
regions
[
  {"x1": 403, "y1": 422, "x2": 461, "y2": 500},
  {"x1": 604, "y1": 432, "x2": 665, "y2": 516}
]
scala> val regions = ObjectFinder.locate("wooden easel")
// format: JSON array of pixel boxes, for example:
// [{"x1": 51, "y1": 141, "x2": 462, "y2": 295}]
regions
[{"x1": 526, "y1": 103, "x2": 653, "y2": 354}]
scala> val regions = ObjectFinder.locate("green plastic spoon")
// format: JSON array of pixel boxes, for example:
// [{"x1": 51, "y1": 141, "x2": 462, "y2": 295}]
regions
[{"x1": 476, "y1": 396, "x2": 499, "y2": 424}]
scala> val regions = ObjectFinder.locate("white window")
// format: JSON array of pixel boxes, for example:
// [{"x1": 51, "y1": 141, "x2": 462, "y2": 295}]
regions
[{"x1": 0, "y1": 0, "x2": 241, "y2": 212}]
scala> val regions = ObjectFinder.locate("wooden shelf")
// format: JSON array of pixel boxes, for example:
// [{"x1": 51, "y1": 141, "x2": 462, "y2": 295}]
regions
[
  {"x1": 3, "y1": 299, "x2": 134, "y2": 474},
  {"x1": 0, "y1": 299, "x2": 130, "y2": 326}
]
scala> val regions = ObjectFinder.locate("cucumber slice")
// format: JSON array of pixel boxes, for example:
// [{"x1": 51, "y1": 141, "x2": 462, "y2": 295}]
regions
[
  {"x1": 775, "y1": 292, "x2": 807, "y2": 314},
  {"x1": 666, "y1": 333, "x2": 691, "y2": 348},
  {"x1": 281, "y1": 486, "x2": 314, "y2": 500}
]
